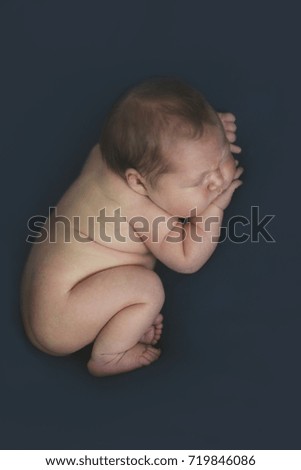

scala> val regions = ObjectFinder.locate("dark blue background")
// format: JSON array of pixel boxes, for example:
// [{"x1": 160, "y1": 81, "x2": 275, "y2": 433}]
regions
[{"x1": 1, "y1": 0, "x2": 300, "y2": 449}]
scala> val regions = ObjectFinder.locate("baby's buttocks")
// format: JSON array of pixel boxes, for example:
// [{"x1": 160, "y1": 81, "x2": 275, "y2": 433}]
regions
[
  {"x1": 55, "y1": 231, "x2": 156, "y2": 287},
  {"x1": 20, "y1": 144, "x2": 158, "y2": 357},
  {"x1": 26, "y1": 220, "x2": 156, "y2": 292},
  {"x1": 20, "y1": 224, "x2": 156, "y2": 351}
]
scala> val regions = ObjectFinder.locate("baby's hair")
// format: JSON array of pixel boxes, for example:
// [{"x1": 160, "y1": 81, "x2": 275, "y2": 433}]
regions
[{"x1": 99, "y1": 76, "x2": 222, "y2": 188}]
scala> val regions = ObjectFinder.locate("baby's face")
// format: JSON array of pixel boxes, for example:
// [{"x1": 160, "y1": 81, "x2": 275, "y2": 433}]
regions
[{"x1": 145, "y1": 125, "x2": 236, "y2": 218}]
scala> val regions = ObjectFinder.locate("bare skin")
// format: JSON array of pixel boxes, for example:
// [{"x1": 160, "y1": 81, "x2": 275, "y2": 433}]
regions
[{"x1": 20, "y1": 112, "x2": 243, "y2": 376}]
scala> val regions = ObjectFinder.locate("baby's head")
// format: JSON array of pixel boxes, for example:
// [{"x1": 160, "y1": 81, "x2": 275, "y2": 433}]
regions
[{"x1": 99, "y1": 76, "x2": 236, "y2": 217}]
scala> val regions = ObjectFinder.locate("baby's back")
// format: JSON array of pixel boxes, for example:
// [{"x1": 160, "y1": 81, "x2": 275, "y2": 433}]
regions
[{"x1": 20, "y1": 145, "x2": 156, "y2": 343}]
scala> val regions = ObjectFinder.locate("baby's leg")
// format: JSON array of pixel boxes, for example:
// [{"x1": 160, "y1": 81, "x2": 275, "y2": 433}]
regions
[{"x1": 56, "y1": 265, "x2": 165, "y2": 376}]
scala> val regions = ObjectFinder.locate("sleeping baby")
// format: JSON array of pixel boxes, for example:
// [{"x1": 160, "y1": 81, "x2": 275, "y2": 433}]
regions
[{"x1": 20, "y1": 76, "x2": 244, "y2": 376}]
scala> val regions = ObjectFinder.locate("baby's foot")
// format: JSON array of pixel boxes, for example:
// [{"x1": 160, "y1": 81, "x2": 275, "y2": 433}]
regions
[
  {"x1": 87, "y1": 343, "x2": 161, "y2": 377},
  {"x1": 139, "y1": 313, "x2": 163, "y2": 345}
]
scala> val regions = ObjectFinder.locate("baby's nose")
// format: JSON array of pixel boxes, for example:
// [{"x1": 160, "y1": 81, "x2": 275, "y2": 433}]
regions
[{"x1": 207, "y1": 170, "x2": 224, "y2": 193}]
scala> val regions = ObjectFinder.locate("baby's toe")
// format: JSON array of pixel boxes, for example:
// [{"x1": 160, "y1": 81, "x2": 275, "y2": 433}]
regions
[
  {"x1": 139, "y1": 345, "x2": 161, "y2": 366},
  {"x1": 140, "y1": 327, "x2": 155, "y2": 344},
  {"x1": 154, "y1": 313, "x2": 164, "y2": 325}
]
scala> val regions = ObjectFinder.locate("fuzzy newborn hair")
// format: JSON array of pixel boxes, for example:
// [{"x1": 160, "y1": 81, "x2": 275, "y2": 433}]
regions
[{"x1": 99, "y1": 76, "x2": 221, "y2": 188}]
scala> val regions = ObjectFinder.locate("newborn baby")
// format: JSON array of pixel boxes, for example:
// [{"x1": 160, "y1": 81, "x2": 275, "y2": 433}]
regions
[{"x1": 20, "y1": 77, "x2": 243, "y2": 376}]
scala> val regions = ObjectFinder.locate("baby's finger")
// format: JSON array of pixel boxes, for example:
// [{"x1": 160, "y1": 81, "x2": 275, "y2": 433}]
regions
[
  {"x1": 222, "y1": 178, "x2": 242, "y2": 199},
  {"x1": 231, "y1": 179, "x2": 243, "y2": 190},
  {"x1": 234, "y1": 166, "x2": 244, "y2": 179},
  {"x1": 223, "y1": 122, "x2": 237, "y2": 132},
  {"x1": 230, "y1": 144, "x2": 242, "y2": 154},
  {"x1": 226, "y1": 131, "x2": 237, "y2": 143},
  {"x1": 218, "y1": 112, "x2": 236, "y2": 122}
]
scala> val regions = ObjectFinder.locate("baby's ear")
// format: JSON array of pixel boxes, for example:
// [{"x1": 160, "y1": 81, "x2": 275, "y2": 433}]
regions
[{"x1": 125, "y1": 168, "x2": 148, "y2": 196}]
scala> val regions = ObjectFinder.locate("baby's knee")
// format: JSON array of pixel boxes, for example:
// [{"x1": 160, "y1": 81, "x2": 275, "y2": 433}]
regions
[
  {"x1": 140, "y1": 268, "x2": 165, "y2": 309},
  {"x1": 151, "y1": 271, "x2": 165, "y2": 304},
  {"x1": 124, "y1": 265, "x2": 165, "y2": 308}
]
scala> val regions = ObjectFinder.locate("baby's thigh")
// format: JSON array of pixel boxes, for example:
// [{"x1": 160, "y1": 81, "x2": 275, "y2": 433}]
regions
[{"x1": 41, "y1": 264, "x2": 165, "y2": 355}]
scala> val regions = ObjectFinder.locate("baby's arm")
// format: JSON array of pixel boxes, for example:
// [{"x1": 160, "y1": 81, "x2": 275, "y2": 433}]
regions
[
  {"x1": 181, "y1": 177, "x2": 243, "y2": 273},
  {"x1": 131, "y1": 168, "x2": 243, "y2": 274}
]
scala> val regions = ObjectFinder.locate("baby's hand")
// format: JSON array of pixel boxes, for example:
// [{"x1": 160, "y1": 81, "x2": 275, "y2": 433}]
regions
[
  {"x1": 211, "y1": 164, "x2": 244, "y2": 211},
  {"x1": 217, "y1": 112, "x2": 242, "y2": 155}
]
